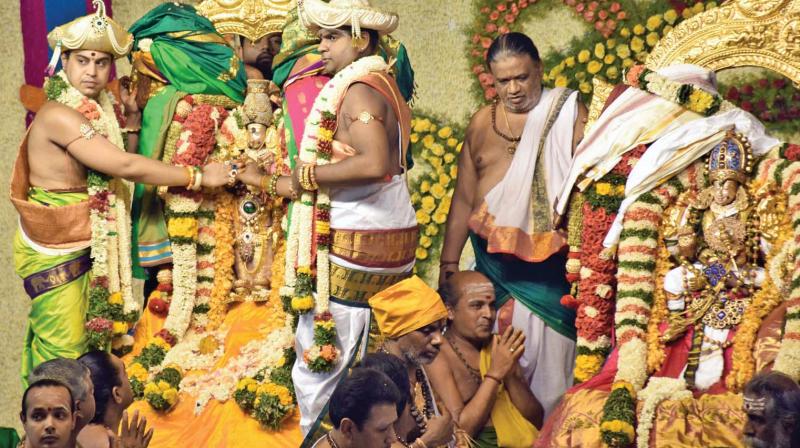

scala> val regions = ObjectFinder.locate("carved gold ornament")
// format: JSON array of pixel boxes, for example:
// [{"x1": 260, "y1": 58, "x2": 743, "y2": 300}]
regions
[
  {"x1": 647, "y1": 0, "x2": 800, "y2": 86},
  {"x1": 197, "y1": 0, "x2": 292, "y2": 42}
]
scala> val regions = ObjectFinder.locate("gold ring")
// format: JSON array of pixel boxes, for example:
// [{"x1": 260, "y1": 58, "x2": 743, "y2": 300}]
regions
[{"x1": 509, "y1": 347, "x2": 515, "y2": 353}]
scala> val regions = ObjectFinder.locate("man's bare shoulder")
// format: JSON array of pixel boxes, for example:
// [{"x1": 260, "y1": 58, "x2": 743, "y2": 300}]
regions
[
  {"x1": 467, "y1": 104, "x2": 493, "y2": 132},
  {"x1": 342, "y1": 82, "x2": 386, "y2": 107},
  {"x1": 34, "y1": 101, "x2": 83, "y2": 129}
]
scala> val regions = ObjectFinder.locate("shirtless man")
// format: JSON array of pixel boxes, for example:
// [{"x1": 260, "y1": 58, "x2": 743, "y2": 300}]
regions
[
  {"x1": 439, "y1": 32, "x2": 587, "y2": 416},
  {"x1": 429, "y1": 271, "x2": 542, "y2": 446}
]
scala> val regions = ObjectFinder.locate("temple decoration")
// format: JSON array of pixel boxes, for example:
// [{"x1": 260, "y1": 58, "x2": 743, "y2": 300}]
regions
[{"x1": 197, "y1": 0, "x2": 293, "y2": 42}]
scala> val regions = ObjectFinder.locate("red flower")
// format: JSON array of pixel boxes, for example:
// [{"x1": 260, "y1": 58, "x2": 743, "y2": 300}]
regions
[
  {"x1": 485, "y1": 23, "x2": 498, "y2": 33},
  {"x1": 480, "y1": 7, "x2": 490, "y2": 13},
  {"x1": 504, "y1": 13, "x2": 516, "y2": 23},
  {"x1": 742, "y1": 84, "x2": 754, "y2": 95},
  {"x1": 576, "y1": 3, "x2": 585, "y2": 12},
  {"x1": 598, "y1": 9, "x2": 608, "y2": 19},
  {"x1": 472, "y1": 64, "x2": 485, "y2": 74},
  {"x1": 489, "y1": 11, "x2": 500, "y2": 21},
  {"x1": 519, "y1": 0, "x2": 529, "y2": 7},
  {"x1": 784, "y1": 144, "x2": 800, "y2": 161},
  {"x1": 758, "y1": 79, "x2": 769, "y2": 88},
  {"x1": 584, "y1": 10, "x2": 595, "y2": 21},
  {"x1": 498, "y1": 25, "x2": 510, "y2": 34},
  {"x1": 148, "y1": 297, "x2": 170, "y2": 316},
  {"x1": 616, "y1": 11, "x2": 626, "y2": 20},
  {"x1": 89, "y1": 190, "x2": 110, "y2": 213},
  {"x1": 726, "y1": 86, "x2": 740, "y2": 101},
  {"x1": 155, "y1": 328, "x2": 177, "y2": 346},
  {"x1": 741, "y1": 101, "x2": 752, "y2": 112},
  {"x1": 472, "y1": 34, "x2": 481, "y2": 44},
  {"x1": 588, "y1": 1, "x2": 599, "y2": 11},
  {"x1": 91, "y1": 276, "x2": 110, "y2": 290},
  {"x1": 773, "y1": 78, "x2": 787, "y2": 89},
  {"x1": 314, "y1": 311, "x2": 333, "y2": 322},
  {"x1": 561, "y1": 294, "x2": 579, "y2": 309},
  {"x1": 481, "y1": 36, "x2": 493, "y2": 49},
  {"x1": 86, "y1": 317, "x2": 113, "y2": 332},
  {"x1": 610, "y1": 2, "x2": 621, "y2": 12},
  {"x1": 479, "y1": 72, "x2": 495, "y2": 87},
  {"x1": 497, "y1": 3, "x2": 507, "y2": 11}
]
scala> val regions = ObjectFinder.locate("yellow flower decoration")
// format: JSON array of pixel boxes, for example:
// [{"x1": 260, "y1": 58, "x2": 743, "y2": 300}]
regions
[
  {"x1": 619, "y1": 27, "x2": 631, "y2": 38},
  {"x1": 422, "y1": 134, "x2": 435, "y2": 149},
  {"x1": 687, "y1": 89, "x2": 714, "y2": 114},
  {"x1": 549, "y1": 64, "x2": 563, "y2": 78},
  {"x1": 112, "y1": 321, "x2": 128, "y2": 335},
  {"x1": 425, "y1": 224, "x2": 439, "y2": 236},
  {"x1": 416, "y1": 210, "x2": 431, "y2": 225},
  {"x1": 318, "y1": 128, "x2": 334, "y2": 142},
  {"x1": 420, "y1": 181, "x2": 431, "y2": 193},
  {"x1": 162, "y1": 388, "x2": 179, "y2": 406},
  {"x1": 144, "y1": 382, "x2": 160, "y2": 396},
  {"x1": 439, "y1": 173, "x2": 451, "y2": 186},
  {"x1": 615, "y1": 184, "x2": 626, "y2": 195},
  {"x1": 663, "y1": 25, "x2": 673, "y2": 36},
  {"x1": 456, "y1": 142, "x2": 463, "y2": 153},
  {"x1": 446, "y1": 138, "x2": 458, "y2": 148},
  {"x1": 605, "y1": 38, "x2": 616, "y2": 49},
  {"x1": 444, "y1": 153, "x2": 456, "y2": 163},
  {"x1": 291, "y1": 295, "x2": 314, "y2": 312},
  {"x1": 630, "y1": 36, "x2": 645, "y2": 53},
  {"x1": 429, "y1": 124, "x2": 438, "y2": 133},
  {"x1": 420, "y1": 235, "x2": 432, "y2": 248},
  {"x1": 622, "y1": 58, "x2": 635, "y2": 69},
  {"x1": 431, "y1": 143, "x2": 445, "y2": 157},
  {"x1": 167, "y1": 217, "x2": 198, "y2": 240},
  {"x1": 587, "y1": 60, "x2": 603, "y2": 75},
  {"x1": 421, "y1": 196, "x2": 436, "y2": 213},
  {"x1": 646, "y1": 14, "x2": 663, "y2": 31},
  {"x1": 575, "y1": 71, "x2": 587, "y2": 81},
  {"x1": 664, "y1": 9, "x2": 678, "y2": 24},
  {"x1": 437, "y1": 127, "x2": 452, "y2": 139},
  {"x1": 416, "y1": 247, "x2": 428, "y2": 260},
  {"x1": 410, "y1": 133, "x2": 419, "y2": 144},
  {"x1": 410, "y1": 192, "x2": 421, "y2": 204},
  {"x1": 603, "y1": 54, "x2": 616, "y2": 65},
  {"x1": 564, "y1": 56, "x2": 576, "y2": 68},
  {"x1": 297, "y1": 266, "x2": 312, "y2": 275},
  {"x1": 152, "y1": 337, "x2": 171, "y2": 350},
  {"x1": 615, "y1": 44, "x2": 631, "y2": 59},
  {"x1": 593, "y1": 43, "x2": 605, "y2": 59},
  {"x1": 433, "y1": 211, "x2": 448, "y2": 224},
  {"x1": 128, "y1": 363, "x2": 148, "y2": 382},
  {"x1": 646, "y1": 32, "x2": 660, "y2": 47},
  {"x1": 449, "y1": 165, "x2": 458, "y2": 179},
  {"x1": 431, "y1": 183, "x2": 446, "y2": 199},
  {"x1": 413, "y1": 119, "x2": 431, "y2": 133},
  {"x1": 577, "y1": 49, "x2": 591, "y2": 63},
  {"x1": 158, "y1": 380, "x2": 171, "y2": 391},
  {"x1": 606, "y1": 66, "x2": 619, "y2": 80},
  {"x1": 579, "y1": 82, "x2": 592, "y2": 94},
  {"x1": 555, "y1": 75, "x2": 568, "y2": 88},
  {"x1": 595, "y1": 182, "x2": 612, "y2": 196},
  {"x1": 600, "y1": 420, "x2": 635, "y2": 440},
  {"x1": 247, "y1": 383, "x2": 258, "y2": 393},
  {"x1": 108, "y1": 292, "x2": 123, "y2": 305},
  {"x1": 633, "y1": 24, "x2": 645, "y2": 35}
]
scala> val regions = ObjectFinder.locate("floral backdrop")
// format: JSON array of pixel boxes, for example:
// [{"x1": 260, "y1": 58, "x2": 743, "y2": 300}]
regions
[{"x1": 1, "y1": 0, "x2": 799, "y2": 429}]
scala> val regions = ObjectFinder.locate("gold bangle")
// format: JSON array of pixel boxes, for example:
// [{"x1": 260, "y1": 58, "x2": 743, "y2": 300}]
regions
[
  {"x1": 260, "y1": 174, "x2": 270, "y2": 192},
  {"x1": 185, "y1": 166, "x2": 195, "y2": 189},
  {"x1": 268, "y1": 173, "x2": 280, "y2": 196},
  {"x1": 309, "y1": 164, "x2": 319, "y2": 190},
  {"x1": 192, "y1": 166, "x2": 203, "y2": 191}
]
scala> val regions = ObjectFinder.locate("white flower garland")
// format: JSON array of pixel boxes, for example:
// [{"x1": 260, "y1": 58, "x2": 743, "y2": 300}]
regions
[{"x1": 636, "y1": 377, "x2": 692, "y2": 448}]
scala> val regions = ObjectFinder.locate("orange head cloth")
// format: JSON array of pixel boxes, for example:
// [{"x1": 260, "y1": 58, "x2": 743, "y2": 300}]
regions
[{"x1": 368, "y1": 276, "x2": 448, "y2": 339}]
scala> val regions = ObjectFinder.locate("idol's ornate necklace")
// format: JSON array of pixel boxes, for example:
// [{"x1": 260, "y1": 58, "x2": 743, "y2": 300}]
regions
[
  {"x1": 491, "y1": 101, "x2": 521, "y2": 155},
  {"x1": 445, "y1": 334, "x2": 482, "y2": 384}
]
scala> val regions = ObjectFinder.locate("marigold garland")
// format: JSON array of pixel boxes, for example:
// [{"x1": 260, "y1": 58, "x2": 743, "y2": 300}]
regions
[{"x1": 208, "y1": 191, "x2": 236, "y2": 330}]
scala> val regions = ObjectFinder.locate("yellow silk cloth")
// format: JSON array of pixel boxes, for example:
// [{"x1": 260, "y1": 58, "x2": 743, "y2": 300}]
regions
[
  {"x1": 536, "y1": 389, "x2": 745, "y2": 448},
  {"x1": 479, "y1": 348, "x2": 538, "y2": 448},
  {"x1": 123, "y1": 301, "x2": 302, "y2": 447},
  {"x1": 368, "y1": 275, "x2": 447, "y2": 338}
]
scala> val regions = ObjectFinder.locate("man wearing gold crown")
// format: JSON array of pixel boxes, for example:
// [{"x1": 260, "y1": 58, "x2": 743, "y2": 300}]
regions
[
  {"x1": 11, "y1": 1, "x2": 229, "y2": 387},
  {"x1": 238, "y1": 0, "x2": 419, "y2": 442},
  {"x1": 535, "y1": 64, "x2": 791, "y2": 447},
  {"x1": 197, "y1": 0, "x2": 290, "y2": 81}
]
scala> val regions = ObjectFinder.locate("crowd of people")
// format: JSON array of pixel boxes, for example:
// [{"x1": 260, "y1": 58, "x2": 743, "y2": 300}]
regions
[{"x1": 9, "y1": 0, "x2": 800, "y2": 446}]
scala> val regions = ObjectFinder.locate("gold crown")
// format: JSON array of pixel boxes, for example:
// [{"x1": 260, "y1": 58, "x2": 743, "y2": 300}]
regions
[
  {"x1": 197, "y1": 0, "x2": 292, "y2": 42},
  {"x1": 707, "y1": 130, "x2": 753, "y2": 184},
  {"x1": 47, "y1": 0, "x2": 133, "y2": 59},
  {"x1": 243, "y1": 79, "x2": 273, "y2": 125}
]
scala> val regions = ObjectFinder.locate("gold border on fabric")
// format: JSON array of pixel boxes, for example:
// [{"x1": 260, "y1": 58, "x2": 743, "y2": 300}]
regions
[
  {"x1": 331, "y1": 226, "x2": 419, "y2": 268},
  {"x1": 10, "y1": 133, "x2": 91, "y2": 249},
  {"x1": 329, "y1": 262, "x2": 411, "y2": 305},
  {"x1": 23, "y1": 253, "x2": 91, "y2": 300}
]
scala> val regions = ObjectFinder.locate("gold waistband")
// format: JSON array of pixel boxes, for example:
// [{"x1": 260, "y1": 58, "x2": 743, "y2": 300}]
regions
[
  {"x1": 331, "y1": 226, "x2": 419, "y2": 268},
  {"x1": 329, "y1": 263, "x2": 411, "y2": 306}
]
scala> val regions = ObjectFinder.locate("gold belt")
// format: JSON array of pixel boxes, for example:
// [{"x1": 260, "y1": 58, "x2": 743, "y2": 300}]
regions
[
  {"x1": 329, "y1": 263, "x2": 411, "y2": 306},
  {"x1": 331, "y1": 226, "x2": 419, "y2": 268}
]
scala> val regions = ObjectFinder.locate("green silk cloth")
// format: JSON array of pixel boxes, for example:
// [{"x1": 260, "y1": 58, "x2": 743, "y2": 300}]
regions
[
  {"x1": 128, "y1": 2, "x2": 246, "y2": 276},
  {"x1": 474, "y1": 426, "x2": 499, "y2": 448},
  {"x1": 0, "y1": 428, "x2": 19, "y2": 448},
  {"x1": 14, "y1": 188, "x2": 90, "y2": 387},
  {"x1": 470, "y1": 232, "x2": 575, "y2": 340}
]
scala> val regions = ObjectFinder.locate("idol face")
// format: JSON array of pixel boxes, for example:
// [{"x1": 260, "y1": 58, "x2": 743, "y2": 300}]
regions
[
  {"x1": 489, "y1": 53, "x2": 543, "y2": 114},
  {"x1": 61, "y1": 50, "x2": 113, "y2": 99}
]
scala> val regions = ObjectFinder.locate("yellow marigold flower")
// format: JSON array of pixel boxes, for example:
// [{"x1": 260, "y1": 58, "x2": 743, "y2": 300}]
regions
[
  {"x1": 574, "y1": 354, "x2": 602, "y2": 383},
  {"x1": 198, "y1": 335, "x2": 219, "y2": 355},
  {"x1": 247, "y1": 383, "x2": 257, "y2": 393},
  {"x1": 603, "y1": 54, "x2": 616, "y2": 65},
  {"x1": 433, "y1": 211, "x2": 448, "y2": 224},
  {"x1": 646, "y1": 32, "x2": 660, "y2": 47},
  {"x1": 431, "y1": 183, "x2": 446, "y2": 200},
  {"x1": 615, "y1": 44, "x2": 631, "y2": 59},
  {"x1": 622, "y1": 58, "x2": 635, "y2": 69},
  {"x1": 438, "y1": 195, "x2": 452, "y2": 213},
  {"x1": 421, "y1": 196, "x2": 436, "y2": 213},
  {"x1": 615, "y1": 184, "x2": 626, "y2": 195},
  {"x1": 619, "y1": 27, "x2": 631, "y2": 38},
  {"x1": 662, "y1": 25, "x2": 673, "y2": 36},
  {"x1": 158, "y1": 380, "x2": 171, "y2": 391},
  {"x1": 413, "y1": 119, "x2": 430, "y2": 133},
  {"x1": 163, "y1": 389, "x2": 178, "y2": 406},
  {"x1": 410, "y1": 133, "x2": 419, "y2": 144},
  {"x1": 606, "y1": 66, "x2": 619, "y2": 80},
  {"x1": 237, "y1": 378, "x2": 254, "y2": 390},
  {"x1": 428, "y1": 158, "x2": 442, "y2": 170},
  {"x1": 600, "y1": 420, "x2": 635, "y2": 439},
  {"x1": 549, "y1": 64, "x2": 563, "y2": 78},
  {"x1": 664, "y1": 9, "x2": 678, "y2": 24},
  {"x1": 416, "y1": 247, "x2": 428, "y2": 260},
  {"x1": 297, "y1": 266, "x2": 312, "y2": 275},
  {"x1": 577, "y1": 49, "x2": 591, "y2": 63},
  {"x1": 687, "y1": 89, "x2": 714, "y2": 113},
  {"x1": 579, "y1": 82, "x2": 592, "y2": 94},
  {"x1": 420, "y1": 181, "x2": 431, "y2": 193},
  {"x1": 315, "y1": 221, "x2": 331, "y2": 235},
  {"x1": 575, "y1": 71, "x2": 587, "y2": 81},
  {"x1": 630, "y1": 36, "x2": 645, "y2": 53},
  {"x1": 439, "y1": 174, "x2": 451, "y2": 186},
  {"x1": 593, "y1": 43, "x2": 605, "y2": 59},
  {"x1": 633, "y1": 24, "x2": 645, "y2": 35},
  {"x1": 416, "y1": 210, "x2": 431, "y2": 225},
  {"x1": 692, "y1": 2, "x2": 705, "y2": 14},
  {"x1": 167, "y1": 217, "x2": 198, "y2": 239},
  {"x1": 422, "y1": 134, "x2": 435, "y2": 149},
  {"x1": 129, "y1": 363, "x2": 148, "y2": 382},
  {"x1": 429, "y1": 124, "x2": 438, "y2": 133},
  {"x1": 108, "y1": 292, "x2": 123, "y2": 305},
  {"x1": 420, "y1": 235, "x2": 432, "y2": 248},
  {"x1": 646, "y1": 14, "x2": 663, "y2": 31},
  {"x1": 144, "y1": 383, "x2": 160, "y2": 396},
  {"x1": 611, "y1": 380, "x2": 636, "y2": 397},
  {"x1": 437, "y1": 127, "x2": 452, "y2": 139},
  {"x1": 587, "y1": 60, "x2": 603, "y2": 75},
  {"x1": 426, "y1": 224, "x2": 439, "y2": 236},
  {"x1": 112, "y1": 321, "x2": 128, "y2": 335},
  {"x1": 152, "y1": 337, "x2": 171, "y2": 350},
  {"x1": 446, "y1": 138, "x2": 458, "y2": 148},
  {"x1": 595, "y1": 182, "x2": 612, "y2": 196},
  {"x1": 410, "y1": 192, "x2": 421, "y2": 204},
  {"x1": 456, "y1": 142, "x2": 463, "y2": 153},
  {"x1": 276, "y1": 357, "x2": 286, "y2": 368},
  {"x1": 555, "y1": 75, "x2": 568, "y2": 88},
  {"x1": 318, "y1": 128, "x2": 334, "y2": 142},
  {"x1": 564, "y1": 56, "x2": 576, "y2": 68},
  {"x1": 431, "y1": 143, "x2": 445, "y2": 156},
  {"x1": 444, "y1": 153, "x2": 456, "y2": 164},
  {"x1": 449, "y1": 165, "x2": 458, "y2": 179},
  {"x1": 605, "y1": 38, "x2": 616, "y2": 49}
]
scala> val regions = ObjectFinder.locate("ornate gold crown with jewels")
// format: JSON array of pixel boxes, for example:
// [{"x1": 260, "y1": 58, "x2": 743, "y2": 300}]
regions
[{"x1": 197, "y1": 0, "x2": 292, "y2": 42}]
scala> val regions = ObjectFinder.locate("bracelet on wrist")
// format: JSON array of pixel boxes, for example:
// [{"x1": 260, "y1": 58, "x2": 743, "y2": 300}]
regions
[
  {"x1": 484, "y1": 373, "x2": 503, "y2": 384},
  {"x1": 439, "y1": 260, "x2": 459, "y2": 267},
  {"x1": 184, "y1": 166, "x2": 195, "y2": 190},
  {"x1": 268, "y1": 173, "x2": 281, "y2": 197}
]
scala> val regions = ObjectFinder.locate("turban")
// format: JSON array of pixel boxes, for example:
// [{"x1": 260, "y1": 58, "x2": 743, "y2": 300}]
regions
[{"x1": 368, "y1": 276, "x2": 447, "y2": 339}]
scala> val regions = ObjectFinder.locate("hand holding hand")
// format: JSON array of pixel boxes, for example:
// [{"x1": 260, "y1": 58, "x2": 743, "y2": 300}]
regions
[{"x1": 200, "y1": 162, "x2": 230, "y2": 188}]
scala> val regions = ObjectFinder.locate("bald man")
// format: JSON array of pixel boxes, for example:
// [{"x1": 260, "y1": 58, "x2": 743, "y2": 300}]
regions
[{"x1": 428, "y1": 271, "x2": 542, "y2": 446}]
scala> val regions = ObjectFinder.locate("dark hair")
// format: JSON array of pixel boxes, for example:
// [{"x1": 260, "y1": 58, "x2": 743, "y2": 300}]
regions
[
  {"x1": 745, "y1": 371, "x2": 800, "y2": 445},
  {"x1": 22, "y1": 379, "x2": 75, "y2": 419},
  {"x1": 486, "y1": 32, "x2": 541, "y2": 67},
  {"x1": 356, "y1": 353, "x2": 410, "y2": 413},
  {"x1": 78, "y1": 351, "x2": 122, "y2": 424},
  {"x1": 328, "y1": 368, "x2": 402, "y2": 430},
  {"x1": 29, "y1": 358, "x2": 91, "y2": 403},
  {"x1": 438, "y1": 279, "x2": 459, "y2": 308}
]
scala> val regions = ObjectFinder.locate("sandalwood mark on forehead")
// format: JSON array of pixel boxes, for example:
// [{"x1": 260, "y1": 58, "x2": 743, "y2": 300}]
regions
[{"x1": 462, "y1": 282, "x2": 494, "y2": 297}]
